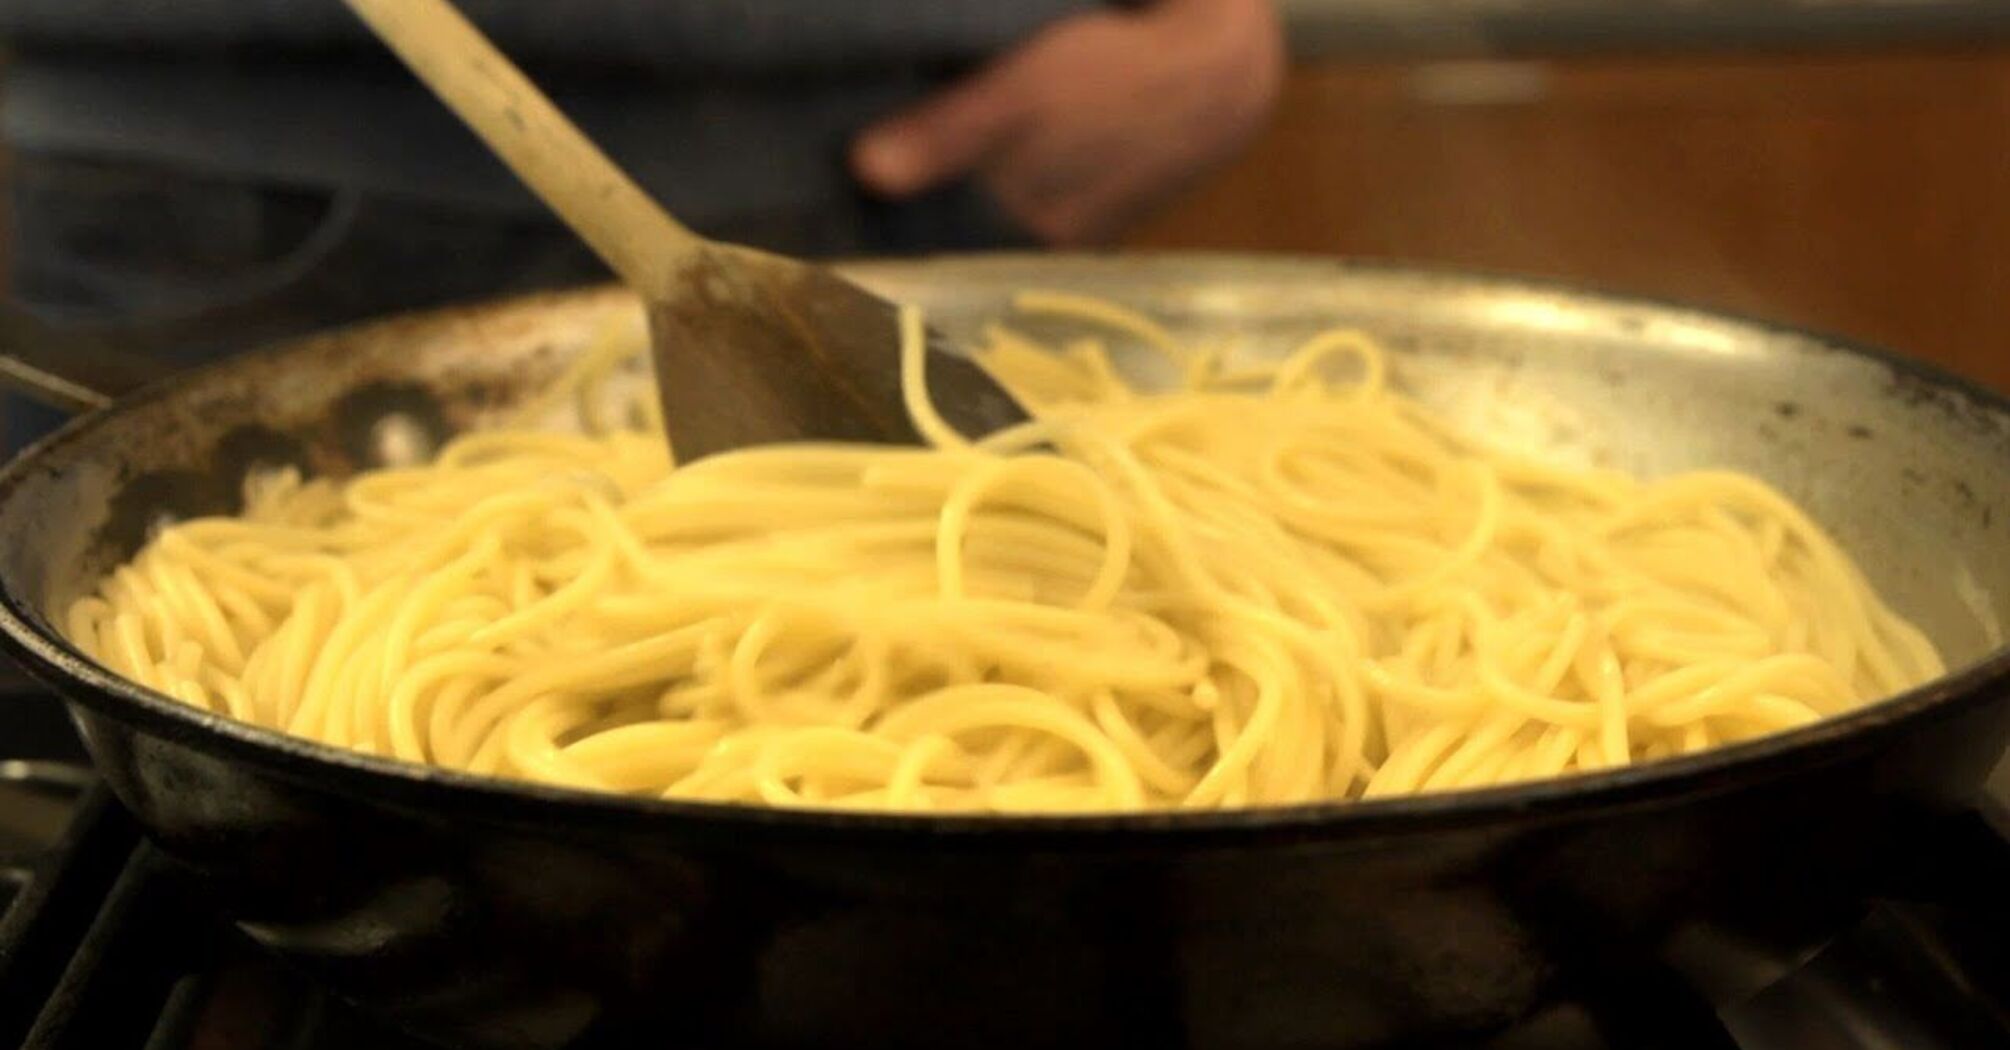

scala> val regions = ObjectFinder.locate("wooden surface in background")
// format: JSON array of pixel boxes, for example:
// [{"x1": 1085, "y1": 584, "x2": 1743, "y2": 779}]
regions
[{"x1": 1129, "y1": 49, "x2": 2010, "y2": 389}]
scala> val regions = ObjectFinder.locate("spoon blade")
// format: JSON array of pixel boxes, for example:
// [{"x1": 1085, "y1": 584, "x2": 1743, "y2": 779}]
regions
[{"x1": 649, "y1": 247, "x2": 1031, "y2": 462}]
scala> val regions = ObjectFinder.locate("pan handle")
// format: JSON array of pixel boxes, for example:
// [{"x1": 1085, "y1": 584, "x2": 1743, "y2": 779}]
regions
[{"x1": 0, "y1": 305, "x2": 173, "y2": 415}]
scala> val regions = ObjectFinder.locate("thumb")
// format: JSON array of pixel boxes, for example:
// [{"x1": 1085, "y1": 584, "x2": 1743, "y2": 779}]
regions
[{"x1": 851, "y1": 62, "x2": 1035, "y2": 198}]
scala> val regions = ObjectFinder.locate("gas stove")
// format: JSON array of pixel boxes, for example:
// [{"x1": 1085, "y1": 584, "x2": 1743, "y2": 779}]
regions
[{"x1": 0, "y1": 686, "x2": 2004, "y2": 1050}]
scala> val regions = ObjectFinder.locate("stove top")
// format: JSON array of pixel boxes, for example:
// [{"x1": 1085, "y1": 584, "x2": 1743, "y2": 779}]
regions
[{"x1": 0, "y1": 688, "x2": 2004, "y2": 1050}]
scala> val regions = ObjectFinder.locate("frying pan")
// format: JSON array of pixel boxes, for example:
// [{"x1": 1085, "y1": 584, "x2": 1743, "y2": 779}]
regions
[{"x1": 1, "y1": 254, "x2": 2007, "y2": 1050}]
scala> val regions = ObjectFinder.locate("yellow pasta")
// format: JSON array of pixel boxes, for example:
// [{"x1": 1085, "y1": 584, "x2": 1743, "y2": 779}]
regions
[{"x1": 62, "y1": 294, "x2": 1945, "y2": 812}]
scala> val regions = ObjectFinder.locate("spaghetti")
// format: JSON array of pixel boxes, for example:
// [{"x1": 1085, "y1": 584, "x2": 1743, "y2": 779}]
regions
[{"x1": 62, "y1": 293, "x2": 1945, "y2": 811}]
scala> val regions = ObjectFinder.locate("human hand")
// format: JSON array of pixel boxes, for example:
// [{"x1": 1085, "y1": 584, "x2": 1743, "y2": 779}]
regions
[{"x1": 849, "y1": 0, "x2": 1284, "y2": 246}]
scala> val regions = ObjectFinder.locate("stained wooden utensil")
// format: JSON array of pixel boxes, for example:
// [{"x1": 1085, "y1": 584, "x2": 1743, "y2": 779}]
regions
[{"x1": 341, "y1": 0, "x2": 1029, "y2": 461}]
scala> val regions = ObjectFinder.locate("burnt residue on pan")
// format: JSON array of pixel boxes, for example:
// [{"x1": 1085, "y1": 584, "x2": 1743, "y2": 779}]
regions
[
  {"x1": 6, "y1": 286, "x2": 639, "y2": 623},
  {"x1": 330, "y1": 382, "x2": 456, "y2": 471}
]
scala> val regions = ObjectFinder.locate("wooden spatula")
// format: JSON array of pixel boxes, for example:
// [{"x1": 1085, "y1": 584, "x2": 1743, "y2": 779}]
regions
[{"x1": 341, "y1": 0, "x2": 1029, "y2": 461}]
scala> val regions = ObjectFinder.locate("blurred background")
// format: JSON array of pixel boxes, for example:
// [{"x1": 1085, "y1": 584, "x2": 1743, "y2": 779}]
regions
[
  {"x1": 0, "y1": 0, "x2": 2006, "y2": 453},
  {"x1": 1138, "y1": 1, "x2": 2010, "y2": 390}
]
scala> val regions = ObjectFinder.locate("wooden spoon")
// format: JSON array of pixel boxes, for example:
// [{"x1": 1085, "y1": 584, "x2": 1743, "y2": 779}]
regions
[{"x1": 341, "y1": 0, "x2": 1029, "y2": 461}]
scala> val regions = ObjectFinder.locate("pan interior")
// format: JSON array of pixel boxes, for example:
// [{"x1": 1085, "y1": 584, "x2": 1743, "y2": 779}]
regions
[{"x1": 5, "y1": 256, "x2": 2008, "y2": 696}]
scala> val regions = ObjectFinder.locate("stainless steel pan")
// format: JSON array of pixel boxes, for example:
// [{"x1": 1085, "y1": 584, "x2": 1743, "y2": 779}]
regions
[{"x1": 1, "y1": 254, "x2": 2006, "y2": 1049}]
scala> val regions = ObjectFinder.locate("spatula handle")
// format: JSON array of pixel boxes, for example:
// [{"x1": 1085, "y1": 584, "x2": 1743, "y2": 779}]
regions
[{"x1": 342, "y1": 0, "x2": 704, "y2": 296}]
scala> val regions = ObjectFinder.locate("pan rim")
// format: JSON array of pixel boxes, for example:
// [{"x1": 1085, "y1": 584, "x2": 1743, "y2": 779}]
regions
[{"x1": 3, "y1": 250, "x2": 2006, "y2": 842}]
